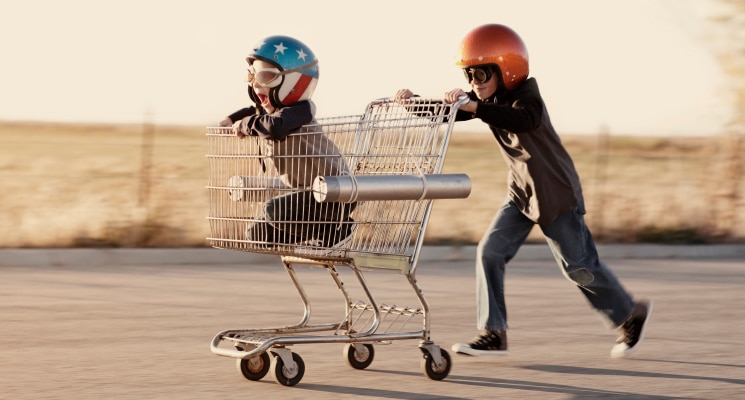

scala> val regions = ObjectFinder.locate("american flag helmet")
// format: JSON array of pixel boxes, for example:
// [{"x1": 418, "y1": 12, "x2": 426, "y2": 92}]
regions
[{"x1": 247, "y1": 35, "x2": 319, "y2": 108}]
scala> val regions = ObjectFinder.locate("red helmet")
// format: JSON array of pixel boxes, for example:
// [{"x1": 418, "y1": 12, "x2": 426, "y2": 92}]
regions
[{"x1": 456, "y1": 24, "x2": 529, "y2": 91}]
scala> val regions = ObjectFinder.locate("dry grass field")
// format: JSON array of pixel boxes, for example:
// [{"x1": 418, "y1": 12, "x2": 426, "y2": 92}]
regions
[{"x1": 1, "y1": 121, "x2": 743, "y2": 248}]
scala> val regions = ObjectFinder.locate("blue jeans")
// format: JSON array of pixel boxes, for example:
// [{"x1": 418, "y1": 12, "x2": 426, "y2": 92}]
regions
[{"x1": 476, "y1": 200, "x2": 634, "y2": 331}]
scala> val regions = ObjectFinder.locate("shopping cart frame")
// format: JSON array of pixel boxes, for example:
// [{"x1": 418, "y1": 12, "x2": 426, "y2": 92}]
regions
[{"x1": 206, "y1": 97, "x2": 471, "y2": 386}]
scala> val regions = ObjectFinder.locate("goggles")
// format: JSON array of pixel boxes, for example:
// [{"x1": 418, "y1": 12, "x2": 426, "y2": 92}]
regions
[
  {"x1": 246, "y1": 59, "x2": 319, "y2": 88},
  {"x1": 247, "y1": 66, "x2": 285, "y2": 88},
  {"x1": 463, "y1": 67, "x2": 493, "y2": 84}
]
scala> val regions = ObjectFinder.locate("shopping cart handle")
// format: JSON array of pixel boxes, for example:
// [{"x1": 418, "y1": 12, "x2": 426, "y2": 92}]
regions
[{"x1": 312, "y1": 174, "x2": 471, "y2": 203}]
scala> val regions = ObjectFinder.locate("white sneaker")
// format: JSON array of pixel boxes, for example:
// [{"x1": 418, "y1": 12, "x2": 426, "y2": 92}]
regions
[{"x1": 294, "y1": 231, "x2": 354, "y2": 257}]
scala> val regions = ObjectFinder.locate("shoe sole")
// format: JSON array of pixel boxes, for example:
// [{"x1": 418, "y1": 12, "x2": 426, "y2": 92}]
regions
[
  {"x1": 294, "y1": 235, "x2": 354, "y2": 257},
  {"x1": 451, "y1": 343, "x2": 509, "y2": 356},
  {"x1": 610, "y1": 300, "x2": 653, "y2": 358}
]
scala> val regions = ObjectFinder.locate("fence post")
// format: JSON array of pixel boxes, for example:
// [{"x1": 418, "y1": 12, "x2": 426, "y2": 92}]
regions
[
  {"x1": 138, "y1": 110, "x2": 154, "y2": 207},
  {"x1": 590, "y1": 125, "x2": 610, "y2": 240}
]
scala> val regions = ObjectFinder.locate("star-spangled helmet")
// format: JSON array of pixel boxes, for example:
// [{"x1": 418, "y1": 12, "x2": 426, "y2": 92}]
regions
[
  {"x1": 456, "y1": 24, "x2": 529, "y2": 91},
  {"x1": 246, "y1": 35, "x2": 319, "y2": 108}
]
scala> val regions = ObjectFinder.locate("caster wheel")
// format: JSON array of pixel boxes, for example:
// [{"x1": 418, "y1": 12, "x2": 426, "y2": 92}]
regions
[
  {"x1": 271, "y1": 351, "x2": 305, "y2": 386},
  {"x1": 344, "y1": 343, "x2": 375, "y2": 370},
  {"x1": 421, "y1": 348, "x2": 451, "y2": 381},
  {"x1": 235, "y1": 352, "x2": 271, "y2": 381}
]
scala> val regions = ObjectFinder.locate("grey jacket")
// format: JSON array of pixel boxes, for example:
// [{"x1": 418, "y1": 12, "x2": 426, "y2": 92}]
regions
[{"x1": 233, "y1": 100, "x2": 348, "y2": 189}]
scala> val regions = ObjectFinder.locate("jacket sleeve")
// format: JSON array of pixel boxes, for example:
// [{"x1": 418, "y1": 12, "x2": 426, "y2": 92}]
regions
[
  {"x1": 473, "y1": 91, "x2": 543, "y2": 133},
  {"x1": 241, "y1": 101, "x2": 314, "y2": 141},
  {"x1": 227, "y1": 107, "x2": 257, "y2": 123}
]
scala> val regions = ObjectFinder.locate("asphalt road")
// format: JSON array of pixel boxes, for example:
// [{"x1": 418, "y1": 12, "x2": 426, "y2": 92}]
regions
[{"x1": 2, "y1": 247, "x2": 744, "y2": 399}]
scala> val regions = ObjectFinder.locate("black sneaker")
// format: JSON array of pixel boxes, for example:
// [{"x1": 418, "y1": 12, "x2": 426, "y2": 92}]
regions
[
  {"x1": 611, "y1": 299, "x2": 653, "y2": 358},
  {"x1": 451, "y1": 330, "x2": 509, "y2": 356}
]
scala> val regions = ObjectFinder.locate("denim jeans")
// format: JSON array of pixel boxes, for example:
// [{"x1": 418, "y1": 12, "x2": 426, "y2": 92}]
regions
[{"x1": 476, "y1": 200, "x2": 634, "y2": 331}]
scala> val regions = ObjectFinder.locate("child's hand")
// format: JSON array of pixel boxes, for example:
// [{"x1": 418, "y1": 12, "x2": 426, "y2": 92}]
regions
[
  {"x1": 218, "y1": 117, "x2": 232, "y2": 127},
  {"x1": 232, "y1": 119, "x2": 248, "y2": 138},
  {"x1": 444, "y1": 89, "x2": 476, "y2": 113},
  {"x1": 444, "y1": 89, "x2": 467, "y2": 104},
  {"x1": 394, "y1": 89, "x2": 414, "y2": 102}
]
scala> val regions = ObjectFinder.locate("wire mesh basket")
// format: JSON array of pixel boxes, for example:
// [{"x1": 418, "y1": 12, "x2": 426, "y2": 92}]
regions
[{"x1": 206, "y1": 97, "x2": 470, "y2": 268}]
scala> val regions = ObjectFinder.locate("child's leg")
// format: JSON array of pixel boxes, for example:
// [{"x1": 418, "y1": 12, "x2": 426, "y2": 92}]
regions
[
  {"x1": 265, "y1": 191, "x2": 356, "y2": 244},
  {"x1": 257, "y1": 192, "x2": 304, "y2": 244},
  {"x1": 540, "y1": 205, "x2": 634, "y2": 328}
]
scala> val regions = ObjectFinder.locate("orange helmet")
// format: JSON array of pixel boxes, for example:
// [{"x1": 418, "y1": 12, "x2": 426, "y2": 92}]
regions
[{"x1": 456, "y1": 24, "x2": 529, "y2": 91}]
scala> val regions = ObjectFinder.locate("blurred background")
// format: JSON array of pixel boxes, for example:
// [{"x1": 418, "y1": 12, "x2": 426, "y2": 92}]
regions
[{"x1": 1, "y1": 0, "x2": 743, "y2": 247}]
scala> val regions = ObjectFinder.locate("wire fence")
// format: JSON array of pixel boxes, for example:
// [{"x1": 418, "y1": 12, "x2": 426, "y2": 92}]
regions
[{"x1": 1, "y1": 122, "x2": 743, "y2": 247}]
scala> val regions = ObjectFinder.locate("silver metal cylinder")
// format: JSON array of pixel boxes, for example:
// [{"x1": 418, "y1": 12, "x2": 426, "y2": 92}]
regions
[
  {"x1": 227, "y1": 175, "x2": 289, "y2": 201},
  {"x1": 312, "y1": 174, "x2": 471, "y2": 203}
]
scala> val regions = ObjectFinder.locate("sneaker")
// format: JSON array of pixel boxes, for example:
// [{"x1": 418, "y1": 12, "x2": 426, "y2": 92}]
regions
[
  {"x1": 451, "y1": 330, "x2": 509, "y2": 356},
  {"x1": 611, "y1": 299, "x2": 653, "y2": 358},
  {"x1": 294, "y1": 225, "x2": 355, "y2": 257}
]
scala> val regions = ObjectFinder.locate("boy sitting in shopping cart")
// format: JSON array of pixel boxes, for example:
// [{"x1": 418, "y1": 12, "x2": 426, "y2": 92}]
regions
[{"x1": 218, "y1": 35, "x2": 355, "y2": 256}]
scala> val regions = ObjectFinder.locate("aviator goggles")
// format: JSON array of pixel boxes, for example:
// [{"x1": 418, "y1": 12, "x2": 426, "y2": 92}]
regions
[
  {"x1": 463, "y1": 67, "x2": 493, "y2": 84},
  {"x1": 247, "y1": 59, "x2": 319, "y2": 88}
]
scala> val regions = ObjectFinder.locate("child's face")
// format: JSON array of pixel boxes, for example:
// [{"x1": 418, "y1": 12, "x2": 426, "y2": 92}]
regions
[
  {"x1": 467, "y1": 67, "x2": 498, "y2": 100},
  {"x1": 250, "y1": 60, "x2": 276, "y2": 112}
]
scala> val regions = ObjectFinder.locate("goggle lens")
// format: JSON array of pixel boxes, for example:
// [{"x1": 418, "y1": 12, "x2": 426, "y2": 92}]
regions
[
  {"x1": 247, "y1": 67, "x2": 283, "y2": 88},
  {"x1": 464, "y1": 67, "x2": 492, "y2": 84}
]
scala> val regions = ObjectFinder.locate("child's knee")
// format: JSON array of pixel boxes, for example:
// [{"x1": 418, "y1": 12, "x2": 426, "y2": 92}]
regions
[{"x1": 565, "y1": 267, "x2": 595, "y2": 286}]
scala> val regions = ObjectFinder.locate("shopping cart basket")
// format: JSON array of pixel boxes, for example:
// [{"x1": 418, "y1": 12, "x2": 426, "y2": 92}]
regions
[{"x1": 206, "y1": 97, "x2": 471, "y2": 386}]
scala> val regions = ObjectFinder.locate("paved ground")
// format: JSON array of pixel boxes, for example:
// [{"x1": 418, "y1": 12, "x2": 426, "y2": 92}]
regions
[{"x1": 1, "y1": 247, "x2": 744, "y2": 399}]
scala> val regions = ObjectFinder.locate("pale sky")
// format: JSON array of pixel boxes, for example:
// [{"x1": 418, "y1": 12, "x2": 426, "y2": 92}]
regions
[{"x1": 0, "y1": 0, "x2": 732, "y2": 136}]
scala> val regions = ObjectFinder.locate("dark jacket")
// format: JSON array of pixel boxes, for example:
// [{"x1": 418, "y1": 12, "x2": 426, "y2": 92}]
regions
[{"x1": 456, "y1": 78, "x2": 583, "y2": 224}]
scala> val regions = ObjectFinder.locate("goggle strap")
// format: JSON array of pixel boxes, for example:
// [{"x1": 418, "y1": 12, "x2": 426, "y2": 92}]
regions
[{"x1": 281, "y1": 59, "x2": 318, "y2": 75}]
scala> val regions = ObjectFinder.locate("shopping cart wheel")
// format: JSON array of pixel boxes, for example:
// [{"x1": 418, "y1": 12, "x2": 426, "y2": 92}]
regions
[
  {"x1": 344, "y1": 343, "x2": 375, "y2": 370},
  {"x1": 270, "y1": 351, "x2": 305, "y2": 386},
  {"x1": 236, "y1": 353, "x2": 271, "y2": 381},
  {"x1": 421, "y1": 348, "x2": 452, "y2": 381}
]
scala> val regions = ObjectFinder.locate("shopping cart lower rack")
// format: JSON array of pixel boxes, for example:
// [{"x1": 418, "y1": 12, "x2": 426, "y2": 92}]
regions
[{"x1": 206, "y1": 97, "x2": 471, "y2": 386}]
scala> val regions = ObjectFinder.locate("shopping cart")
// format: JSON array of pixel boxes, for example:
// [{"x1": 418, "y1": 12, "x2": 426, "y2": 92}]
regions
[{"x1": 206, "y1": 97, "x2": 471, "y2": 386}]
